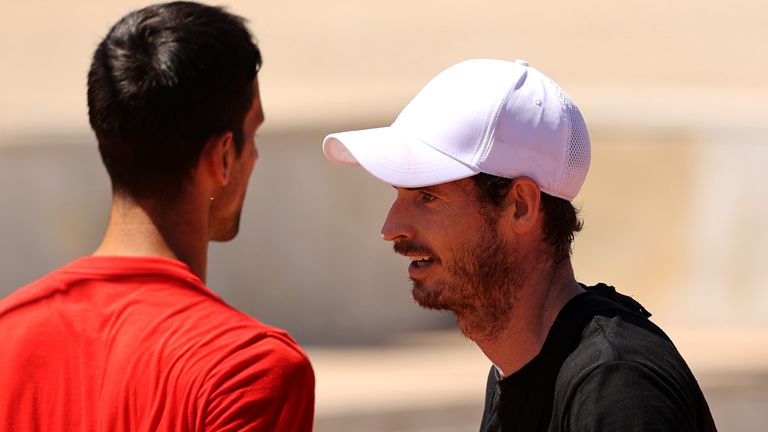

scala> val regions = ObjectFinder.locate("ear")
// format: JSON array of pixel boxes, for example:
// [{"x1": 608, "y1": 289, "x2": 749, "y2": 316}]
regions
[
  {"x1": 503, "y1": 177, "x2": 542, "y2": 235},
  {"x1": 200, "y1": 131, "x2": 235, "y2": 187}
]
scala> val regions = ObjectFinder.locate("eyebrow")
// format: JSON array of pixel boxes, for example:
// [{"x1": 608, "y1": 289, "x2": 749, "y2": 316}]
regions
[{"x1": 395, "y1": 186, "x2": 440, "y2": 193}]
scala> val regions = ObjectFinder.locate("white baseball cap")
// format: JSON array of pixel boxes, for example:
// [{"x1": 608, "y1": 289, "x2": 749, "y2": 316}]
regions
[{"x1": 322, "y1": 59, "x2": 591, "y2": 201}]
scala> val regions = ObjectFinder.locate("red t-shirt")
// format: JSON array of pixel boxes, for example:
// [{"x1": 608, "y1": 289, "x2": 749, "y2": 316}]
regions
[{"x1": 0, "y1": 256, "x2": 314, "y2": 431}]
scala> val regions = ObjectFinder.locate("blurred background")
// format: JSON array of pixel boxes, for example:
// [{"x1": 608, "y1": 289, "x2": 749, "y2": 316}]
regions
[{"x1": 1, "y1": 0, "x2": 766, "y2": 430}]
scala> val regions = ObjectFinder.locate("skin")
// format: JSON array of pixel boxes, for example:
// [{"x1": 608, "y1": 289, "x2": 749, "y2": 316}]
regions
[
  {"x1": 93, "y1": 79, "x2": 265, "y2": 283},
  {"x1": 381, "y1": 176, "x2": 583, "y2": 377}
]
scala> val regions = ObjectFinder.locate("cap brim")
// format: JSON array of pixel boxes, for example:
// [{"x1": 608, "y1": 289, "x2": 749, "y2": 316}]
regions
[{"x1": 322, "y1": 127, "x2": 479, "y2": 188}]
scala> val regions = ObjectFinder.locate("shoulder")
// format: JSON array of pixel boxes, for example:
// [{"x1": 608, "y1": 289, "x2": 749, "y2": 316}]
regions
[
  {"x1": 197, "y1": 321, "x2": 314, "y2": 389},
  {"x1": 243, "y1": 326, "x2": 314, "y2": 375},
  {"x1": 551, "y1": 316, "x2": 714, "y2": 432},
  {"x1": 576, "y1": 315, "x2": 680, "y2": 365},
  {"x1": 197, "y1": 325, "x2": 315, "y2": 431},
  {"x1": 561, "y1": 315, "x2": 695, "y2": 393},
  {"x1": 183, "y1": 307, "x2": 314, "y2": 376},
  {"x1": 0, "y1": 267, "x2": 65, "y2": 317},
  {"x1": 559, "y1": 360, "x2": 691, "y2": 432}
]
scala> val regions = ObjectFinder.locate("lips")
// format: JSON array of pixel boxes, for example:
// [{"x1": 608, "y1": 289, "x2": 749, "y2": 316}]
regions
[
  {"x1": 393, "y1": 241, "x2": 438, "y2": 276},
  {"x1": 409, "y1": 255, "x2": 433, "y2": 267},
  {"x1": 405, "y1": 254, "x2": 437, "y2": 278}
]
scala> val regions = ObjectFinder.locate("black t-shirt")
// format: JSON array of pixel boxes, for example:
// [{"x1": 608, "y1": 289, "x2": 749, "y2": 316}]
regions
[{"x1": 479, "y1": 284, "x2": 717, "y2": 432}]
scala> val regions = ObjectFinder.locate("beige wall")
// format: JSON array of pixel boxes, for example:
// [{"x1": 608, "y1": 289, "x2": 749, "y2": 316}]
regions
[
  {"x1": 1, "y1": 0, "x2": 767, "y2": 343},
  {"x1": 2, "y1": 0, "x2": 767, "y2": 135}
]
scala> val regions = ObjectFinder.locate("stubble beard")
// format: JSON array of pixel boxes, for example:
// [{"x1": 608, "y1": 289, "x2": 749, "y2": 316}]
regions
[{"x1": 410, "y1": 216, "x2": 523, "y2": 343}]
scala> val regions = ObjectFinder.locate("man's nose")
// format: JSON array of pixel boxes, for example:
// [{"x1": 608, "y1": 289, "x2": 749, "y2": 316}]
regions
[{"x1": 380, "y1": 199, "x2": 412, "y2": 242}]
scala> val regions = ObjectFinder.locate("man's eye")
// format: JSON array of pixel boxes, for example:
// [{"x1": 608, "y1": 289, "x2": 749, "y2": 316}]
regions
[{"x1": 420, "y1": 192, "x2": 436, "y2": 202}]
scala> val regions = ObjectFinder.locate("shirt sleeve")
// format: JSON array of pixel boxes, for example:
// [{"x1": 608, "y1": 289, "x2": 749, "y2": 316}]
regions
[
  {"x1": 565, "y1": 360, "x2": 696, "y2": 432},
  {"x1": 200, "y1": 332, "x2": 315, "y2": 432}
]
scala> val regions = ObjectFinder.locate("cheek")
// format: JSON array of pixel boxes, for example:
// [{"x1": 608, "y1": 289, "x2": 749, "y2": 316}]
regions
[
  {"x1": 237, "y1": 146, "x2": 257, "y2": 176},
  {"x1": 248, "y1": 152, "x2": 257, "y2": 174},
  {"x1": 442, "y1": 218, "x2": 489, "y2": 251},
  {"x1": 240, "y1": 159, "x2": 256, "y2": 191},
  {"x1": 244, "y1": 144, "x2": 257, "y2": 173}
]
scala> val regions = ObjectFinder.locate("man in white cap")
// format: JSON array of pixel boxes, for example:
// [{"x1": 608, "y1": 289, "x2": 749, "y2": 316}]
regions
[{"x1": 323, "y1": 59, "x2": 716, "y2": 431}]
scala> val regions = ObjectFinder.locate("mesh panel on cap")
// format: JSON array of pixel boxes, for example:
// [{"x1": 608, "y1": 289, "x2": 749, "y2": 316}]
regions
[{"x1": 558, "y1": 91, "x2": 591, "y2": 198}]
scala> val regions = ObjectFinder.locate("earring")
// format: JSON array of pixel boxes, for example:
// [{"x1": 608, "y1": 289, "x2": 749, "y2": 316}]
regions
[{"x1": 209, "y1": 196, "x2": 215, "y2": 201}]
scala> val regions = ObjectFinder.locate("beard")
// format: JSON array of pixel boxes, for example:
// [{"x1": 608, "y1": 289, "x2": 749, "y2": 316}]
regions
[{"x1": 396, "y1": 215, "x2": 522, "y2": 342}]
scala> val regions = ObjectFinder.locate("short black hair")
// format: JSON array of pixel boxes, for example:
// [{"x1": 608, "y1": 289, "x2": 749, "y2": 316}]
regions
[
  {"x1": 87, "y1": 1, "x2": 261, "y2": 201},
  {"x1": 471, "y1": 173, "x2": 583, "y2": 263}
]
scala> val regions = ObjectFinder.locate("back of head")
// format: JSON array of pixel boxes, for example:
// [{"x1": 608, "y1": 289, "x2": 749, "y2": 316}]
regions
[{"x1": 88, "y1": 1, "x2": 261, "y2": 202}]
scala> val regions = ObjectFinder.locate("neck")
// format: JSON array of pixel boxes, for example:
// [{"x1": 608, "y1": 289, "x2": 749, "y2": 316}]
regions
[
  {"x1": 471, "y1": 257, "x2": 583, "y2": 378},
  {"x1": 93, "y1": 193, "x2": 211, "y2": 281}
]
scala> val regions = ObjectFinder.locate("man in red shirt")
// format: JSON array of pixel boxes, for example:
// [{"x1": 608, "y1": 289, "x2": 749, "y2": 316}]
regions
[{"x1": 0, "y1": 2, "x2": 314, "y2": 431}]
